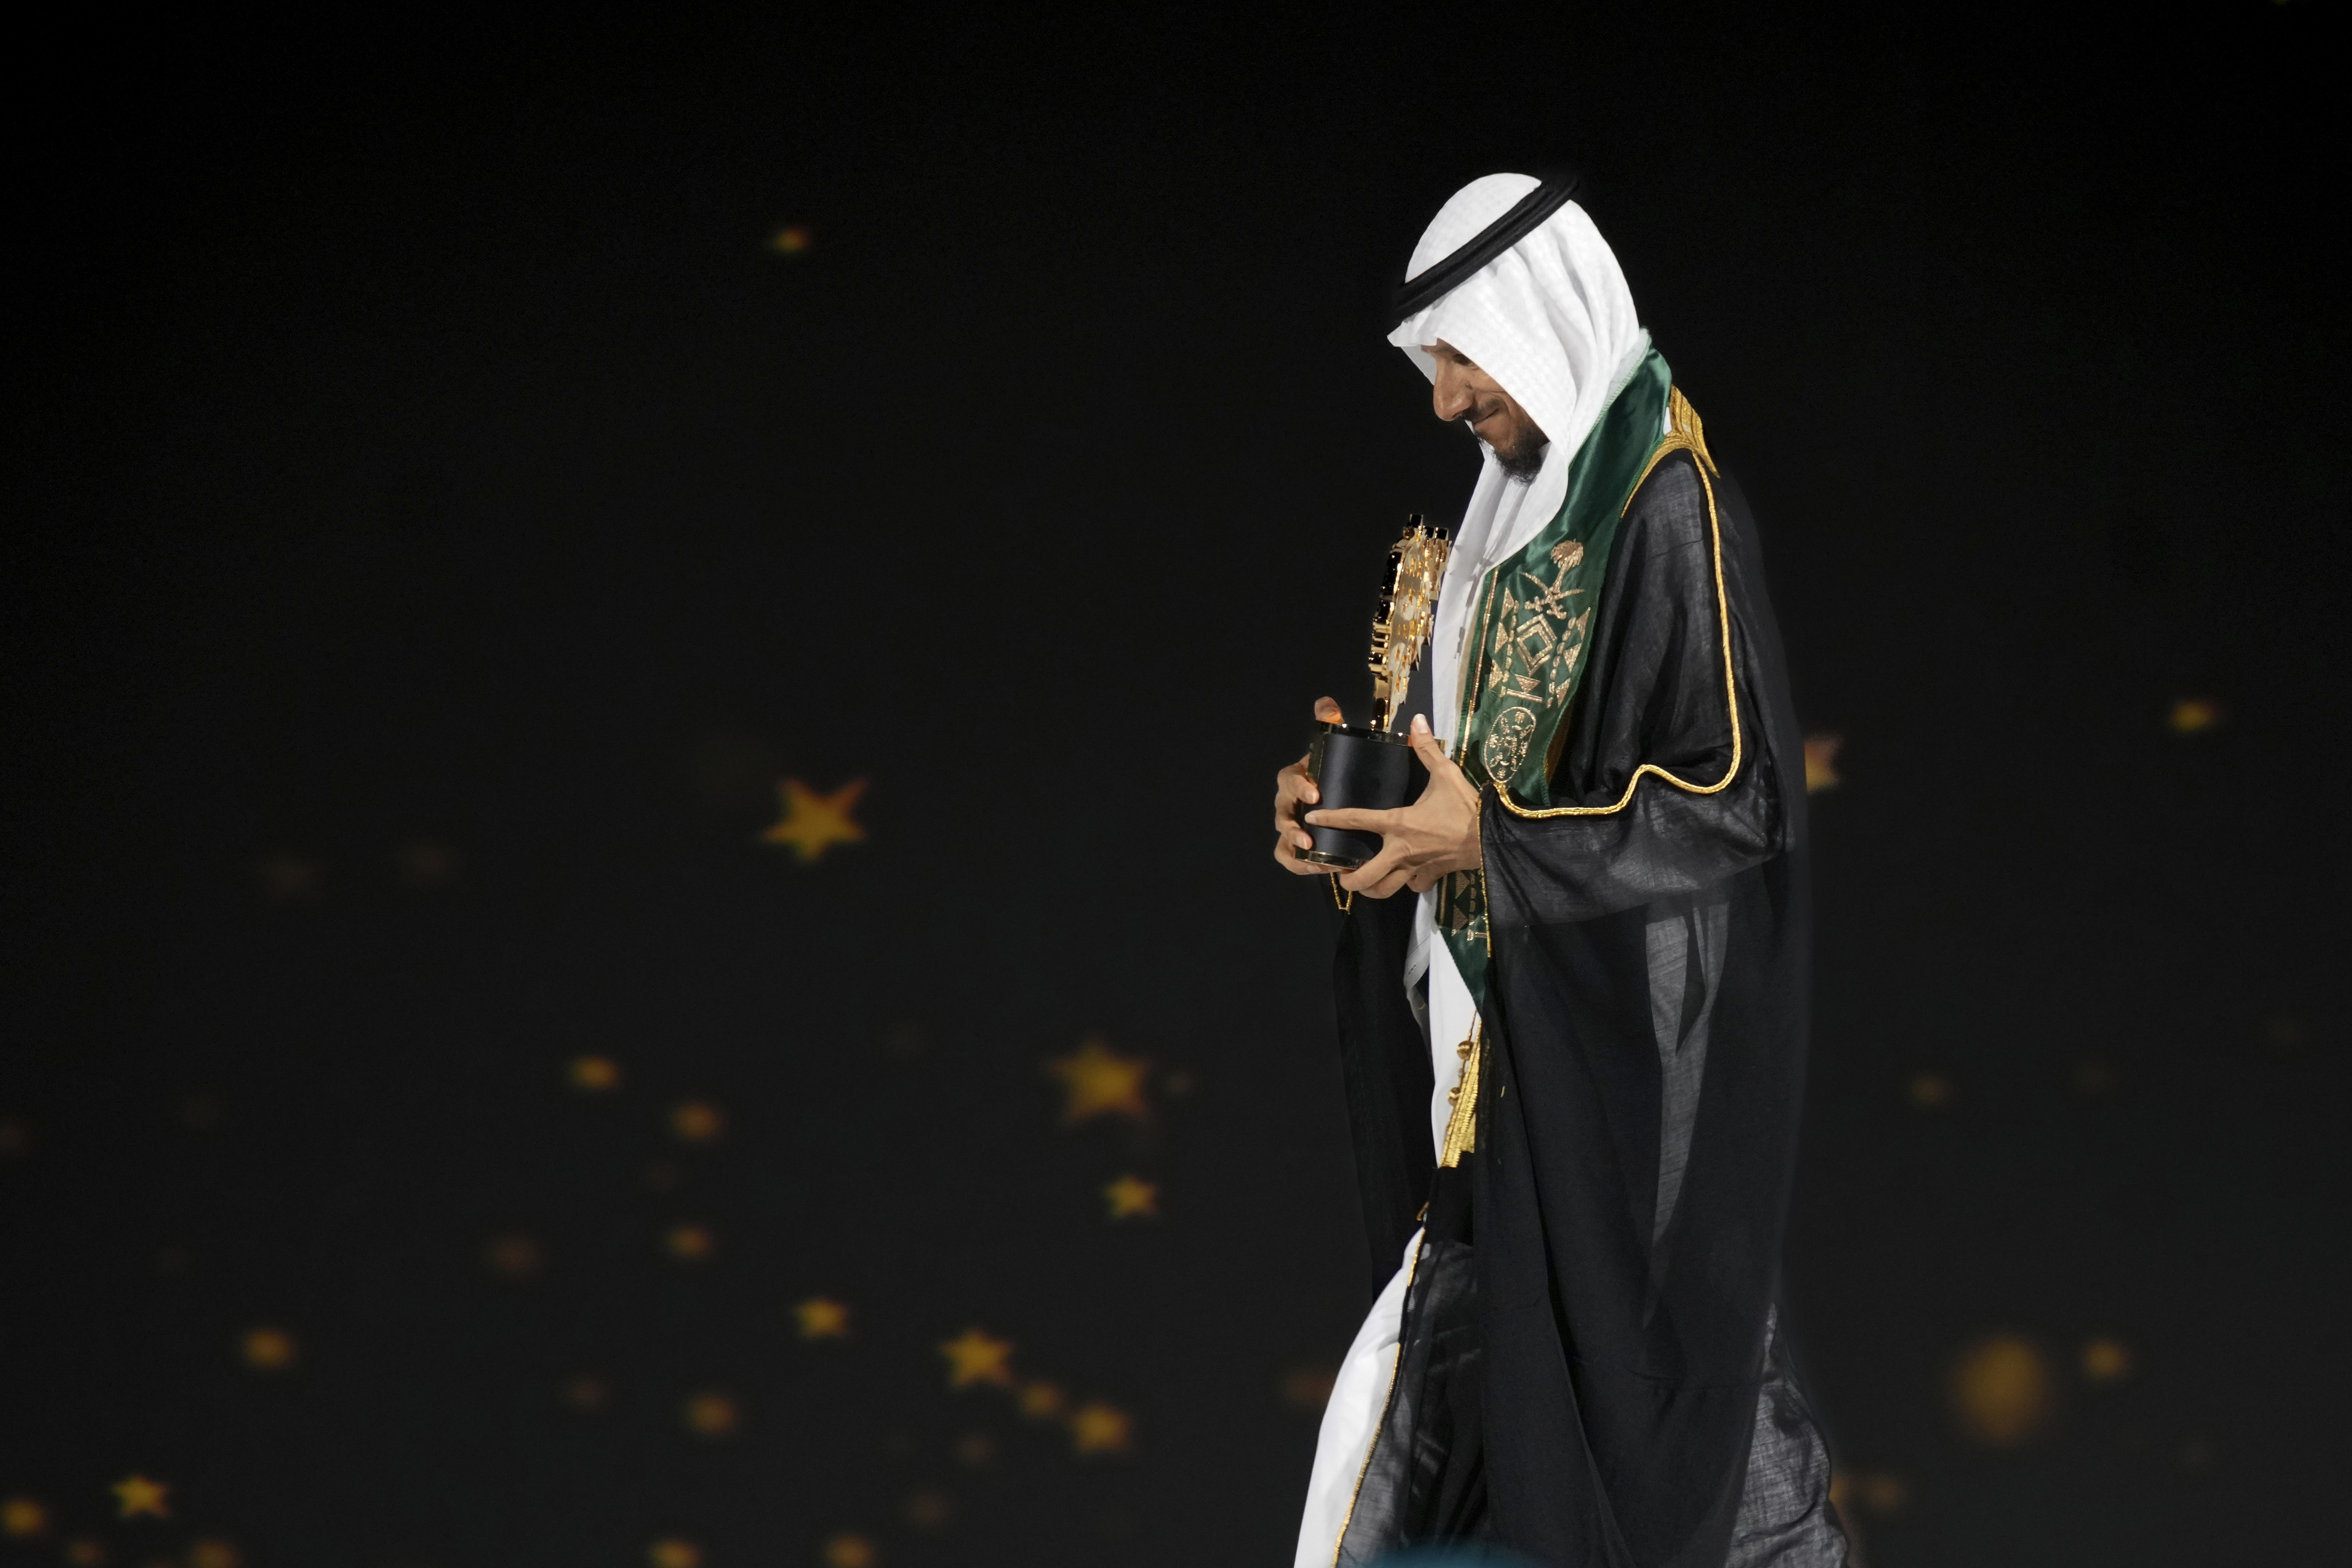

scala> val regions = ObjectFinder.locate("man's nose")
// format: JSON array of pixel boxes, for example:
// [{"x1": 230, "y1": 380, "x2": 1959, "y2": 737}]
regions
[{"x1": 1433, "y1": 379, "x2": 1475, "y2": 421}]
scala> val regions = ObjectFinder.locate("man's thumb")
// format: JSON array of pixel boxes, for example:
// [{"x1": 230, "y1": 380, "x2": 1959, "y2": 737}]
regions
[{"x1": 1408, "y1": 713, "x2": 1451, "y2": 767}]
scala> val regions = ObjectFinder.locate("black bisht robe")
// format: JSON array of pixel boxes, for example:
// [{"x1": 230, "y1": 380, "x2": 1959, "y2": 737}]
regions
[{"x1": 1329, "y1": 451, "x2": 1845, "y2": 1567}]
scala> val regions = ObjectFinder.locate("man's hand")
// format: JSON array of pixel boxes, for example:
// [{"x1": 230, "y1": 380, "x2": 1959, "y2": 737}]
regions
[
  {"x1": 1272, "y1": 697, "x2": 1347, "y2": 875},
  {"x1": 1306, "y1": 714, "x2": 1482, "y2": 899}
]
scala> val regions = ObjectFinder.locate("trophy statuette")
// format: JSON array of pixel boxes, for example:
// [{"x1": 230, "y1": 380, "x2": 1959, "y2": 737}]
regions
[{"x1": 1294, "y1": 515, "x2": 1452, "y2": 870}]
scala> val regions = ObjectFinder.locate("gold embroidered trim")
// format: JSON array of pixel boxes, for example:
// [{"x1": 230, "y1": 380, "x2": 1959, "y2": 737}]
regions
[
  {"x1": 1329, "y1": 875, "x2": 1354, "y2": 914},
  {"x1": 1438, "y1": 1019, "x2": 1482, "y2": 1168},
  {"x1": 1489, "y1": 389, "x2": 1740, "y2": 820},
  {"x1": 1330, "y1": 1228, "x2": 1424, "y2": 1568}
]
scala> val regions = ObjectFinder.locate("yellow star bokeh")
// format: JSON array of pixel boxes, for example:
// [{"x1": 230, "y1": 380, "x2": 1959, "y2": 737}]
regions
[
  {"x1": 112, "y1": 1473, "x2": 170, "y2": 1520},
  {"x1": 681, "y1": 1390, "x2": 740, "y2": 1438},
  {"x1": 240, "y1": 1325, "x2": 298, "y2": 1371},
  {"x1": 821, "y1": 1534, "x2": 875, "y2": 1568},
  {"x1": 1017, "y1": 1380, "x2": 1066, "y2": 1419},
  {"x1": 758, "y1": 778, "x2": 868, "y2": 862},
  {"x1": 0, "y1": 1497, "x2": 46, "y2": 1537},
  {"x1": 2081, "y1": 1335, "x2": 2134, "y2": 1383},
  {"x1": 670, "y1": 1100, "x2": 725, "y2": 1143},
  {"x1": 1069, "y1": 1400, "x2": 1134, "y2": 1455},
  {"x1": 1948, "y1": 1334, "x2": 2053, "y2": 1446},
  {"x1": 1103, "y1": 1174, "x2": 1159, "y2": 1219},
  {"x1": 2169, "y1": 697, "x2": 2222, "y2": 733},
  {"x1": 568, "y1": 1055, "x2": 621, "y2": 1091},
  {"x1": 939, "y1": 1327, "x2": 1015, "y2": 1389},
  {"x1": 1046, "y1": 1037, "x2": 1151, "y2": 1124},
  {"x1": 648, "y1": 1540, "x2": 701, "y2": 1568},
  {"x1": 1802, "y1": 734, "x2": 1842, "y2": 793},
  {"x1": 794, "y1": 1297, "x2": 851, "y2": 1340}
]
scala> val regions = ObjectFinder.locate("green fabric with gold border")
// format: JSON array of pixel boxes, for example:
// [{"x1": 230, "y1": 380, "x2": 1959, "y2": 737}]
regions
[{"x1": 1438, "y1": 350, "x2": 1674, "y2": 1006}]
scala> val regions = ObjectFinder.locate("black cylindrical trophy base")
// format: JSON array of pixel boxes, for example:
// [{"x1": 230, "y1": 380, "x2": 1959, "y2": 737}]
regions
[{"x1": 1294, "y1": 723, "x2": 1426, "y2": 869}]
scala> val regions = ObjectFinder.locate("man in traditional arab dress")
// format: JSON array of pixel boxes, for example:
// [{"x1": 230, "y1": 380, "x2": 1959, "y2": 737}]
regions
[{"x1": 1271, "y1": 173, "x2": 1846, "y2": 1567}]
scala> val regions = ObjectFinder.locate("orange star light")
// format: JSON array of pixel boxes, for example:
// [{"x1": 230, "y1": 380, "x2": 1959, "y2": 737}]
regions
[
  {"x1": 682, "y1": 1390, "x2": 741, "y2": 1438},
  {"x1": 240, "y1": 1326, "x2": 298, "y2": 1371},
  {"x1": 794, "y1": 1297, "x2": 851, "y2": 1340},
  {"x1": 112, "y1": 1474, "x2": 170, "y2": 1520},
  {"x1": 1802, "y1": 734, "x2": 1842, "y2": 794},
  {"x1": 821, "y1": 1534, "x2": 875, "y2": 1568},
  {"x1": 939, "y1": 1327, "x2": 1015, "y2": 1389},
  {"x1": 670, "y1": 1100, "x2": 725, "y2": 1143},
  {"x1": 1103, "y1": 1174, "x2": 1160, "y2": 1219},
  {"x1": 0, "y1": 1497, "x2": 46, "y2": 1537},
  {"x1": 2169, "y1": 697, "x2": 2222, "y2": 734},
  {"x1": 1047, "y1": 1037, "x2": 1151, "y2": 1124},
  {"x1": 568, "y1": 1055, "x2": 621, "y2": 1091},
  {"x1": 1069, "y1": 1401, "x2": 1134, "y2": 1455},
  {"x1": 759, "y1": 778, "x2": 867, "y2": 862}
]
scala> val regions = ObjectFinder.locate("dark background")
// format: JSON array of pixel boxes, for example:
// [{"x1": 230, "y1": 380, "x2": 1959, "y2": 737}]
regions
[{"x1": 7, "y1": 7, "x2": 2347, "y2": 1566}]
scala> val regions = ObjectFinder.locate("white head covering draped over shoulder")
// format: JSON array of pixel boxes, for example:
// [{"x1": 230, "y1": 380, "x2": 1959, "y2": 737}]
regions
[{"x1": 1387, "y1": 173, "x2": 1651, "y2": 743}]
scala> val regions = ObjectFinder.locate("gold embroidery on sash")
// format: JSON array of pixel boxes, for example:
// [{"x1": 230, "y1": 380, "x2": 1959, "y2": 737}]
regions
[{"x1": 1489, "y1": 387, "x2": 1741, "y2": 820}]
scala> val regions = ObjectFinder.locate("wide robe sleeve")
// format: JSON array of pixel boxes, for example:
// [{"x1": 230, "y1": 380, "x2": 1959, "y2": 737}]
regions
[{"x1": 1468, "y1": 450, "x2": 1834, "y2": 1567}]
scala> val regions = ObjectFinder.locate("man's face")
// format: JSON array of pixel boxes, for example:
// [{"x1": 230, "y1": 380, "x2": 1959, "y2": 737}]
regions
[{"x1": 1426, "y1": 340, "x2": 1547, "y2": 478}]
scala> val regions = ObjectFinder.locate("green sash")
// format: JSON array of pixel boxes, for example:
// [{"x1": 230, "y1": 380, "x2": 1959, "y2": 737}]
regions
[{"x1": 1437, "y1": 350, "x2": 1674, "y2": 1005}]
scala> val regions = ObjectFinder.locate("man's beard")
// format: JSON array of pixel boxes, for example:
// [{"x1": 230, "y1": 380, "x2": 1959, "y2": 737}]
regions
[
  {"x1": 1495, "y1": 431, "x2": 1546, "y2": 482},
  {"x1": 1470, "y1": 400, "x2": 1548, "y2": 482}
]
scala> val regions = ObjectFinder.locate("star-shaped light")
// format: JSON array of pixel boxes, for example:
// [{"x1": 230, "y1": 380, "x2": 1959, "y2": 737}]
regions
[
  {"x1": 648, "y1": 1540, "x2": 702, "y2": 1568},
  {"x1": 939, "y1": 1327, "x2": 1015, "y2": 1389},
  {"x1": 2169, "y1": 697, "x2": 2222, "y2": 734},
  {"x1": 1017, "y1": 1380, "x2": 1066, "y2": 1420},
  {"x1": 670, "y1": 1100, "x2": 725, "y2": 1143},
  {"x1": 758, "y1": 778, "x2": 867, "y2": 862},
  {"x1": 794, "y1": 1297, "x2": 850, "y2": 1340},
  {"x1": 0, "y1": 1497, "x2": 47, "y2": 1538},
  {"x1": 1046, "y1": 1037, "x2": 1151, "y2": 1125},
  {"x1": 1802, "y1": 734, "x2": 1842, "y2": 794},
  {"x1": 112, "y1": 1474, "x2": 170, "y2": 1520},
  {"x1": 681, "y1": 1390, "x2": 740, "y2": 1438},
  {"x1": 1069, "y1": 1401, "x2": 1133, "y2": 1455},
  {"x1": 821, "y1": 1535, "x2": 875, "y2": 1568},
  {"x1": 568, "y1": 1055, "x2": 621, "y2": 1091},
  {"x1": 2081, "y1": 1336, "x2": 2134, "y2": 1383},
  {"x1": 240, "y1": 1326, "x2": 298, "y2": 1371},
  {"x1": 1103, "y1": 1174, "x2": 1159, "y2": 1219},
  {"x1": 1948, "y1": 1334, "x2": 2053, "y2": 1447}
]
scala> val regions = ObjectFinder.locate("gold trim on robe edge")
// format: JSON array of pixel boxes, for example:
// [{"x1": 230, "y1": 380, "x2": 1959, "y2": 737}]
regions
[
  {"x1": 1328, "y1": 1232, "x2": 1423, "y2": 1568},
  {"x1": 1486, "y1": 386, "x2": 1743, "y2": 820}
]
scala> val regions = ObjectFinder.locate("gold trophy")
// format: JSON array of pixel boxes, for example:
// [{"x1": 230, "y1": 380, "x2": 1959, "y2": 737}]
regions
[{"x1": 1294, "y1": 516, "x2": 1451, "y2": 869}]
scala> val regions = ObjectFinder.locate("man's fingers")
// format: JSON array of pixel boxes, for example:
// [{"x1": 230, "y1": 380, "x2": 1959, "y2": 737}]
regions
[
  {"x1": 1406, "y1": 713, "x2": 1453, "y2": 772},
  {"x1": 1274, "y1": 842, "x2": 1329, "y2": 875},
  {"x1": 1338, "y1": 839, "x2": 1406, "y2": 894},
  {"x1": 1313, "y1": 696, "x2": 1344, "y2": 724},
  {"x1": 1304, "y1": 807, "x2": 1395, "y2": 834}
]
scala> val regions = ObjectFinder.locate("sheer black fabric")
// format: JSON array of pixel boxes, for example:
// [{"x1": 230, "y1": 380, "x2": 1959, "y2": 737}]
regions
[
  {"x1": 1338, "y1": 1167, "x2": 1490, "y2": 1565},
  {"x1": 1328, "y1": 454, "x2": 1843, "y2": 1568}
]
